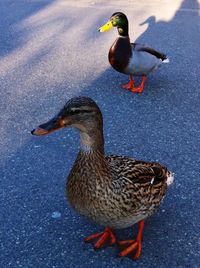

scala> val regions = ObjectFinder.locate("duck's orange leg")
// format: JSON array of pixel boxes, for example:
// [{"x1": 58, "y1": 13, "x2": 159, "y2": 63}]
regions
[
  {"x1": 122, "y1": 75, "x2": 135, "y2": 89},
  {"x1": 118, "y1": 220, "x2": 144, "y2": 260},
  {"x1": 130, "y1": 75, "x2": 147, "y2": 93},
  {"x1": 84, "y1": 227, "x2": 116, "y2": 249},
  {"x1": 122, "y1": 75, "x2": 147, "y2": 93}
]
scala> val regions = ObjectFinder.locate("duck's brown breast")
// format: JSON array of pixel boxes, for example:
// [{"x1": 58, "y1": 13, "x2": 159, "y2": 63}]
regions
[
  {"x1": 65, "y1": 152, "x2": 116, "y2": 224},
  {"x1": 109, "y1": 37, "x2": 132, "y2": 73}
]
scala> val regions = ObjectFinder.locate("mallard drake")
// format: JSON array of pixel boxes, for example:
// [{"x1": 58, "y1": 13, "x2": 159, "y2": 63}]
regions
[
  {"x1": 31, "y1": 97, "x2": 174, "y2": 259},
  {"x1": 99, "y1": 12, "x2": 169, "y2": 93}
]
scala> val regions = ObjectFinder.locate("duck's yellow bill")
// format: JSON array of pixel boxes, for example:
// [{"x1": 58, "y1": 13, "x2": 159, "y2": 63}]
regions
[{"x1": 98, "y1": 21, "x2": 113, "y2": 32}]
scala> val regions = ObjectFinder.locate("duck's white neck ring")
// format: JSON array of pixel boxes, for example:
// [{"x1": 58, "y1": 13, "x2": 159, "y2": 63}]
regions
[{"x1": 118, "y1": 35, "x2": 129, "y2": 38}]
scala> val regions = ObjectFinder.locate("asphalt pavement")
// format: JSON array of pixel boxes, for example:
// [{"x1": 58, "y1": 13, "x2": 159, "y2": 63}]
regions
[{"x1": 0, "y1": 0, "x2": 200, "y2": 267}]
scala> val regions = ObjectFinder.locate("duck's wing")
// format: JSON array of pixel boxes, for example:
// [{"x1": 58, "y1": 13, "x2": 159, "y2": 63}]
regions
[
  {"x1": 131, "y1": 43, "x2": 168, "y2": 61},
  {"x1": 106, "y1": 155, "x2": 172, "y2": 186}
]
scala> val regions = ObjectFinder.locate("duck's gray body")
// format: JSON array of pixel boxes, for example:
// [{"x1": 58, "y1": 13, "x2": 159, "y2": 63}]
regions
[{"x1": 124, "y1": 43, "x2": 168, "y2": 76}]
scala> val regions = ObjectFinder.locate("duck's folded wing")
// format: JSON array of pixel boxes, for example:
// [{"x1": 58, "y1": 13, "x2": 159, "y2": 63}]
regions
[
  {"x1": 106, "y1": 155, "x2": 168, "y2": 186},
  {"x1": 131, "y1": 43, "x2": 167, "y2": 61},
  {"x1": 126, "y1": 161, "x2": 168, "y2": 185}
]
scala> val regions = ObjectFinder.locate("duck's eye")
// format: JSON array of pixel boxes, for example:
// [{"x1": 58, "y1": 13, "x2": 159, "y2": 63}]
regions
[
  {"x1": 112, "y1": 19, "x2": 118, "y2": 26},
  {"x1": 69, "y1": 109, "x2": 93, "y2": 115},
  {"x1": 69, "y1": 109, "x2": 82, "y2": 115}
]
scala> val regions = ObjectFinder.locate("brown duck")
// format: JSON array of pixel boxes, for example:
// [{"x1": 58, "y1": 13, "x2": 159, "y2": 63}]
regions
[
  {"x1": 31, "y1": 97, "x2": 174, "y2": 259},
  {"x1": 99, "y1": 12, "x2": 169, "y2": 93}
]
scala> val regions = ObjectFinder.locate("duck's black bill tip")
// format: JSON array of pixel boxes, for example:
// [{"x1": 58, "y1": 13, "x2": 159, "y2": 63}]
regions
[
  {"x1": 31, "y1": 129, "x2": 36, "y2": 135},
  {"x1": 31, "y1": 127, "x2": 50, "y2": 136}
]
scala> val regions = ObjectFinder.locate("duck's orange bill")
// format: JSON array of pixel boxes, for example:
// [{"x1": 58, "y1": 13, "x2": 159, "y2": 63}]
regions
[{"x1": 31, "y1": 117, "x2": 65, "y2": 136}]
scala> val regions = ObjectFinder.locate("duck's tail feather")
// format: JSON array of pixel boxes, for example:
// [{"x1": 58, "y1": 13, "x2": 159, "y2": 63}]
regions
[
  {"x1": 166, "y1": 171, "x2": 174, "y2": 186},
  {"x1": 163, "y1": 58, "x2": 170, "y2": 63}
]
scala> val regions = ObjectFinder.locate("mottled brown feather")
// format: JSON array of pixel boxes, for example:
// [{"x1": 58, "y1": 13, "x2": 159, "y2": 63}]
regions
[{"x1": 67, "y1": 151, "x2": 170, "y2": 229}]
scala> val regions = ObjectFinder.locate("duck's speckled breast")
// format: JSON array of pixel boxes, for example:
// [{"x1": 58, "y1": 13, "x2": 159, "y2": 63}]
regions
[
  {"x1": 65, "y1": 152, "x2": 114, "y2": 225},
  {"x1": 66, "y1": 169, "x2": 154, "y2": 229}
]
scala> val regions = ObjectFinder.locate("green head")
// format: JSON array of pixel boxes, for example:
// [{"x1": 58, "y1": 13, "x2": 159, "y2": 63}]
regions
[{"x1": 99, "y1": 12, "x2": 129, "y2": 37}]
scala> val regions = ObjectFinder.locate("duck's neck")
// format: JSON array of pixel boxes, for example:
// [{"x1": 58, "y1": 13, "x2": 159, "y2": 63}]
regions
[
  {"x1": 117, "y1": 24, "x2": 129, "y2": 37},
  {"x1": 80, "y1": 128, "x2": 104, "y2": 155}
]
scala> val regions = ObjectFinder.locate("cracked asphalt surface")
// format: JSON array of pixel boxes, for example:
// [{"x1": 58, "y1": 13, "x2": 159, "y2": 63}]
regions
[{"x1": 0, "y1": 0, "x2": 200, "y2": 267}]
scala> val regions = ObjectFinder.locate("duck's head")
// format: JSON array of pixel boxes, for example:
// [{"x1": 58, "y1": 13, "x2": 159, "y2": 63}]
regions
[
  {"x1": 31, "y1": 97, "x2": 104, "y2": 152},
  {"x1": 99, "y1": 12, "x2": 129, "y2": 36},
  {"x1": 31, "y1": 97, "x2": 103, "y2": 136}
]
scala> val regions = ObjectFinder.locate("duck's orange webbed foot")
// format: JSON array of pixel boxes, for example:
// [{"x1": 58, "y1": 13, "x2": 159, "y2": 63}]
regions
[
  {"x1": 84, "y1": 227, "x2": 116, "y2": 249},
  {"x1": 130, "y1": 75, "x2": 147, "y2": 93},
  {"x1": 118, "y1": 220, "x2": 144, "y2": 260},
  {"x1": 122, "y1": 75, "x2": 147, "y2": 93},
  {"x1": 122, "y1": 75, "x2": 135, "y2": 89}
]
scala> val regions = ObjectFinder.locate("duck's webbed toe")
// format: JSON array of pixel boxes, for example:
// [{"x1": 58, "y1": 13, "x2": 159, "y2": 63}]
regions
[{"x1": 84, "y1": 227, "x2": 116, "y2": 249}]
